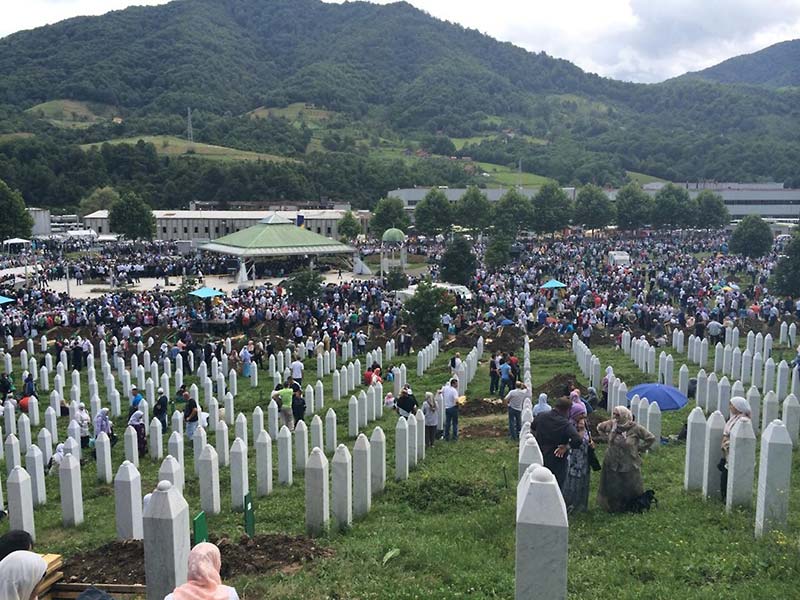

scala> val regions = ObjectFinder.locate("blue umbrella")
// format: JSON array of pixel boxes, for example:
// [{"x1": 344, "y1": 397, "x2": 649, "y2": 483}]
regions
[
  {"x1": 500, "y1": 318, "x2": 514, "y2": 326},
  {"x1": 540, "y1": 279, "x2": 567, "y2": 289},
  {"x1": 0, "y1": 295, "x2": 14, "y2": 305},
  {"x1": 626, "y1": 383, "x2": 688, "y2": 411},
  {"x1": 189, "y1": 287, "x2": 225, "y2": 299}
]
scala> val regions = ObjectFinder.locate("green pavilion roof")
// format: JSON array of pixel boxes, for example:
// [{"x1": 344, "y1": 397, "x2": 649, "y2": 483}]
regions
[{"x1": 203, "y1": 215, "x2": 354, "y2": 257}]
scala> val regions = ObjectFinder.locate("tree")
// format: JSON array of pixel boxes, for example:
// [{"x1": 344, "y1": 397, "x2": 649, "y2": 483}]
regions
[
  {"x1": 485, "y1": 235, "x2": 512, "y2": 270},
  {"x1": 696, "y1": 190, "x2": 730, "y2": 229},
  {"x1": 439, "y1": 235, "x2": 476, "y2": 285},
  {"x1": 773, "y1": 229, "x2": 800, "y2": 296},
  {"x1": 531, "y1": 182, "x2": 572, "y2": 235},
  {"x1": 109, "y1": 191, "x2": 155, "y2": 240},
  {"x1": 454, "y1": 186, "x2": 493, "y2": 233},
  {"x1": 574, "y1": 184, "x2": 614, "y2": 231},
  {"x1": 414, "y1": 189, "x2": 453, "y2": 236},
  {"x1": 284, "y1": 269, "x2": 324, "y2": 304},
  {"x1": 79, "y1": 186, "x2": 120, "y2": 217},
  {"x1": 729, "y1": 215, "x2": 773, "y2": 258},
  {"x1": 651, "y1": 183, "x2": 695, "y2": 229},
  {"x1": 337, "y1": 210, "x2": 362, "y2": 241},
  {"x1": 386, "y1": 268, "x2": 408, "y2": 291},
  {"x1": 402, "y1": 278, "x2": 455, "y2": 339},
  {"x1": 370, "y1": 197, "x2": 410, "y2": 238},
  {"x1": 494, "y1": 188, "x2": 533, "y2": 236},
  {"x1": 614, "y1": 183, "x2": 653, "y2": 230},
  {"x1": 0, "y1": 179, "x2": 33, "y2": 241}
]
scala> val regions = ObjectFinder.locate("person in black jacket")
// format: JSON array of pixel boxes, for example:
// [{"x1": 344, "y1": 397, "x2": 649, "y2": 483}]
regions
[{"x1": 531, "y1": 396, "x2": 583, "y2": 490}]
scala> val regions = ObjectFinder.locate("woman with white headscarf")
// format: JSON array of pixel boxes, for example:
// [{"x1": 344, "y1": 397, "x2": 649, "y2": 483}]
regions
[
  {"x1": 165, "y1": 542, "x2": 240, "y2": 600},
  {"x1": 128, "y1": 410, "x2": 147, "y2": 456},
  {"x1": 0, "y1": 550, "x2": 47, "y2": 600},
  {"x1": 719, "y1": 396, "x2": 751, "y2": 501},
  {"x1": 533, "y1": 393, "x2": 551, "y2": 416},
  {"x1": 48, "y1": 443, "x2": 65, "y2": 475}
]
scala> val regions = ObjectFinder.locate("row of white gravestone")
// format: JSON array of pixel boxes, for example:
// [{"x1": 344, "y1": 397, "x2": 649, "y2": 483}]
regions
[
  {"x1": 415, "y1": 336, "x2": 442, "y2": 377},
  {"x1": 684, "y1": 407, "x2": 794, "y2": 537},
  {"x1": 306, "y1": 412, "x2": 426, "y2": 536},
  {"x1": 694, "y1": 365, "x2": 800, "y2": 435}
]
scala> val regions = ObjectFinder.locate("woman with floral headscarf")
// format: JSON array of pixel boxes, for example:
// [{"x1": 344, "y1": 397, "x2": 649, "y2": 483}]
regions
[
  {"x1": 596, "y1": 406, "x2": 655, "y2": 512},
  {"x1": 165, "y1": 542, "x2": 240, "y2": 600},
  {"x1": 719, "y1": 396, "x2": 751, "y2": 501}
]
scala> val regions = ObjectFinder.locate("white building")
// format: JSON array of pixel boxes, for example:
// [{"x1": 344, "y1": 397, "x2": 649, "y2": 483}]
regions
[
  {"x1": 391, "y1": 183, "x2": 800, "y2": 222},
  {"x1": 83, "y1": 209, "x2": 370, "y2": 242},
  {"x1": 388, "y1": 187, "x2": 577, "y2": 209},
  {"x1": 636, "y1": 182, "x2": 799, "y2": 222}
]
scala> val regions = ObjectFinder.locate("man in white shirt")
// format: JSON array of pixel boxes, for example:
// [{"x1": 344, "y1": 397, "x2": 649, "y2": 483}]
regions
[
  {"x1": 505, "y1": 382, "x2": 530, "y2": 441},
  {"x1": 441, "y1": 378, "x2": 460, "y2": 441},
  {"x1": 290, "y1": 356, "x2": 305, "y2": 386}
]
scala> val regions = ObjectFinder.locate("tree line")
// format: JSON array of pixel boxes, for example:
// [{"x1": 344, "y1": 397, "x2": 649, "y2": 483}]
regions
[{"x1": 368, "y1": 183, "x2": 730, "y2": 243}]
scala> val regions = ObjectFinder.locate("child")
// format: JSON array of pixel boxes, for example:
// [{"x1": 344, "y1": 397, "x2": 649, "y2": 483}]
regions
[{"x1": 563, "y1": 414, "x2": 595, "y2": 513}]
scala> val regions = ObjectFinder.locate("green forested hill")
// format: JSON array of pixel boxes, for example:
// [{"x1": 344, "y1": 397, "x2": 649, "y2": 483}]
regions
[
  {"x1": 0, "y1": 0, "x2": 799, "y2": 211},
  {"x1": 681, "y1": 39, "x2": 800, "y2": 88}
]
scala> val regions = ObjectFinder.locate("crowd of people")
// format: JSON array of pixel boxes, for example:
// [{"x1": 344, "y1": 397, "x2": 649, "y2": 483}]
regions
[{"x1": 1, "y1": 230, "x2": 796, "y2": 347}]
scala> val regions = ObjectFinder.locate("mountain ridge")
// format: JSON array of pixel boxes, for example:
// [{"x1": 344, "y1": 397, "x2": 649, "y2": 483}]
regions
[
  {"x1": 0, "y1": 0, "x2": 799, "y2": 197},
  {"x1": 681, "y1": 39, "x2": 800, "y2": 88}
]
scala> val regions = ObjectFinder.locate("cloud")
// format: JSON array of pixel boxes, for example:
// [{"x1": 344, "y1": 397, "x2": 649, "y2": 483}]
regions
[
  {"x1": 2, "y1": 0, "x2": 799, "y2": 82},
  {"x1": 326, "y1": 0, "x2": 800, "y2": 82}
]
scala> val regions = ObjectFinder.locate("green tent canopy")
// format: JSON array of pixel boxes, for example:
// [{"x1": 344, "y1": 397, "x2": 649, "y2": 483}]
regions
[{"x1": 202, "y1": 214, "x2": 354, "y2": 258}]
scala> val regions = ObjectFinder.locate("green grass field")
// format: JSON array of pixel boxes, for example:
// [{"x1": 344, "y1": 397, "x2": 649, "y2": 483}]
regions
[
  {"x1": 476, "y1": 161, "x2": 552, "y2": 187},
  {"x1": 247, "y1": 103, "x2": 336, "y2": 126},
  {"x1": 80, "y1": 136, "x2": 293, "y2": 163},
  {"x1": 0, "y1": 132, "x2": 35, "y2": 143},
  {"x1": 26, "y1": 99, "x2": 118, "y2": 129},
  {"x1": 626, "y1": 170, "x2": 667, "y2": 185},
  {"x1": 2, "y1": 335, "x2": 799, "y2": 599}
]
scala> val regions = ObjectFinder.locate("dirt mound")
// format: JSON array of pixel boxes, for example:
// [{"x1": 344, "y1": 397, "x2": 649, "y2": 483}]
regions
[
  {"x1": 482, "y1": 326, "x2": 526, "y2": 353},
  {"x1": 459, "y1": 397, "x2": 506, "y2": 416},
  {"x1": 61, "y1": 534, "x2": 333, "y2": 585},
  {"x1": 588, "y1": 410, "x2": 610, "y2": 441},
  {"x1": 461, "y1": 423, "x2": 507, "y2": 439},
  {"x1": 529, "y1": 327, "x2": 570, "y2": 350},
  {"x1": 532, "y1": 374, "x2": 587, "y2": 400}
]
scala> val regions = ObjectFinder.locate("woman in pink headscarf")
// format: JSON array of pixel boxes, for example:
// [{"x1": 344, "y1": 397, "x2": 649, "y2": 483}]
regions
[{"x1": 166, "y1": 542, "x2": 240, "y2": 600}]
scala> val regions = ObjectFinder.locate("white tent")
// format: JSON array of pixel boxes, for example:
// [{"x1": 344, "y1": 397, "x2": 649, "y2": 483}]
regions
[{"x1": 2, "y1": 238, "x2": 31, "y2": 247}]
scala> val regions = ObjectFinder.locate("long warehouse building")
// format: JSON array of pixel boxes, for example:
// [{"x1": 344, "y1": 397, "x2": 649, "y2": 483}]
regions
[{"x1": 83, "y1": 209, "x2": 370, "y2": 242}]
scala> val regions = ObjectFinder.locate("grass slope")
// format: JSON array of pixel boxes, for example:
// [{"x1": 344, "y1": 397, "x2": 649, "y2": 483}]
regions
[
  {"x1": 626, "y1": 170, "x2": 667, "y2": 185},
  {"x1": 26, "y1": 99, "x2": 118, "y2": 129},
  {"x1": 475, "y1": 161, "x2": 551, "y2": 187},
  {"x1": 2, "y1": 336, "x2": 799, "y2": 598},
  {"x1": 80, "y1": 136, "x2": 293, "y2": 163}
]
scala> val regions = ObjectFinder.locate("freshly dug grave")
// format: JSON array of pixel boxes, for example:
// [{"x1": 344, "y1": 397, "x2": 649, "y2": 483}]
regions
[
  {"x1": 532, "y1": 373, "x2": 588, "y2": 400},
  {"x1": 460, "y1": 422, "x2": 507, "y2": 439},
  {"x1": 459, "y1": 397, "x2": 506, "y2": 416},
  {"x1": 528, "y1": 327, "x2": 570, "y2": 350},
  {"x1": 61, "y1": 534, "x2": 333, "y2": 585}
]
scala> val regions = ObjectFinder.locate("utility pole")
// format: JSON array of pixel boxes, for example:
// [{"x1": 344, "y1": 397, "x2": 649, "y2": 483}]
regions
[{"x1": 187, "y1": 107, "x2": 194, "y2": 144}]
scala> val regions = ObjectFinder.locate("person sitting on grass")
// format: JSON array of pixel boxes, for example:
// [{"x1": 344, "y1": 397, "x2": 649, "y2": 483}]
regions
[
  {"x1": 165, "y1": 542, "x2": 240, "y2": 600},
  {"x1": 396, "y1": 385, "x2": 418, "y2": 418}
]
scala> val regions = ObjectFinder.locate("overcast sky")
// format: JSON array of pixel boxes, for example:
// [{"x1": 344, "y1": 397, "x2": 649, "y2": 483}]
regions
[{"x1": 2, "y1": 0, "x2": 799, "y2": 82}]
